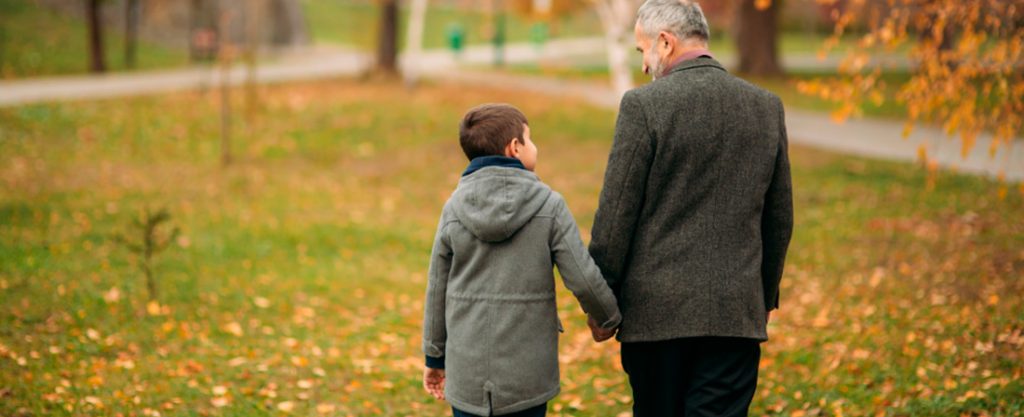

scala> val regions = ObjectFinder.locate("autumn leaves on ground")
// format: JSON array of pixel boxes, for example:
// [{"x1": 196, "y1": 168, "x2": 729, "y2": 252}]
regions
[{"x1": 1, "y1": 79, "x2": 1022, "y2": 416}]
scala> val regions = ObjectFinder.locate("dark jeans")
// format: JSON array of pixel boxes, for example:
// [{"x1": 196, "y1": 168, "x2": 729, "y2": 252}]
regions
[
  {"x1": 621, "y1": 337, "x2": 761, "y2": 417},
  {"x1": 452, "y1": 402, "x2": 547, "y2": 417}
]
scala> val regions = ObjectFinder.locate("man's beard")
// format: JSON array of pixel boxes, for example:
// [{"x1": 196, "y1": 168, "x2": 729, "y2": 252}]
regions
[{"x1": 649, "y1": 51, "x2": 666, "y2": 81}]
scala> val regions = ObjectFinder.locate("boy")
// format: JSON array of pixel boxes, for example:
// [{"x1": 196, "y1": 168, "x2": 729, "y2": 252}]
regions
[{"x1": 422, "y1": 104, "x2": 621, "y2": 417}]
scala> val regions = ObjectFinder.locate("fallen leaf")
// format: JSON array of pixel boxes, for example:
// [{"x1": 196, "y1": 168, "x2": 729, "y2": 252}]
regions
[{"x1": 223, "y1": 322, "x2": 244, "y2": 337}]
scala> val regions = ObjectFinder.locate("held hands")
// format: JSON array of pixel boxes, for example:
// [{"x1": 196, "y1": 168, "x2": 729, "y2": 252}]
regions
[
  {"x1": 587, "y1": 316, "x2": 617, "y2": 343},
  {"x1": 423, "y1": 367, "x2": 445, "y2": 400}
]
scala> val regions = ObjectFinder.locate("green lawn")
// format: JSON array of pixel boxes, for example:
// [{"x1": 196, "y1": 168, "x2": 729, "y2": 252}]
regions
[
  {"x1": 0, "y1": 0, "x2": 188, "y2": 79},
  {"x1": 303, "y1": 0, "x2": 602, "y2": 50},
  {"x1": 1, "y1": 79, "x2": 1021, "y2": 416}
]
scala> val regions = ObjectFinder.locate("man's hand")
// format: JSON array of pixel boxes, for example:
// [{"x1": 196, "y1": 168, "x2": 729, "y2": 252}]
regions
[
  {"x1": 587, "y1": 316, "x2": 617, "y2": 343},
  {"x1": 423, "y1": 367, "x2": 445, "y2": 400}
]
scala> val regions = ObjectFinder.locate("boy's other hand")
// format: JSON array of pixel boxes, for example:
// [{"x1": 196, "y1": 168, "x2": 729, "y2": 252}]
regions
[
  {"x1": 423, "y1": 367, "x2": 446, "y2": 400},
  {"x1": 587, "y1": 316, "x2": 617, "y2": 343}
]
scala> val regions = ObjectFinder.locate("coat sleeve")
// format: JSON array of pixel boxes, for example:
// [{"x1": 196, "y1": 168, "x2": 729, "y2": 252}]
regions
[
  {"x1": 551, "y1": 194, "x2": 622, "y2": 329},
  {"x1": 588, "y1": 90, "x2": 654, "y2": 295},
  {"x1": 761, "y1": 99, "x2": 794, "y2": 311},
  {"x1": 422, "y1": 213, "x2": 452, "y2": 369}
]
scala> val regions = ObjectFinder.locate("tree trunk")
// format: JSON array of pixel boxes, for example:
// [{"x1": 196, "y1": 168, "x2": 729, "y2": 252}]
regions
[
  {"x1": 604, "y1": 25, "x2": 632, "y2": 98},
  {"x1": 219, "y1": 11, "x2": 232, "y2": 166},
  {"x1": 86, "y1": 0, "x2": 106, "y2": 73},
  {"x1": 125, "y1": 0, "x2": 140, "y2": 69},
  {"x1": 736, "y1": 0, "x2": 783, "y2": 76},
  {"x1": 244, "y1": 0, "x2": 260, "y2": 120},
  {"x1": 594, "y1": 0, "x2": 637, "y2": 99},
  {"x1": 270, "y1": 0, "x2": 310, "y2": 46},
  {"x1": 404, "y1": 0, "x2": 429, "y2": 84},
  {"x1": 376, "y1": 0, "x2": 400, "y2": 75}
]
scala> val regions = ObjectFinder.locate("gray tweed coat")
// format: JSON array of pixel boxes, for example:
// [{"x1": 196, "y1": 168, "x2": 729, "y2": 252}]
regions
[{"x1": 589, "y1": 57, "x2": 794, "y2": 343}]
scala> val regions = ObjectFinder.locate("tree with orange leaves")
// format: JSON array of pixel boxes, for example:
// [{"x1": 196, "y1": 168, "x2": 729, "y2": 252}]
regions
[{"x1": 797, "y1": 0, "x2": 1022, "y2": 174}]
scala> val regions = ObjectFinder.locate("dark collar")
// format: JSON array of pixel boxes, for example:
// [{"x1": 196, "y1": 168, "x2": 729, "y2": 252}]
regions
[
  {"x1": 666, "y1": 56, "x2": 727, "y2": 76},
  {"x1": 662, "y1": 49, "x2": 714, "y2": 75},
  {"x1": 462, "y1": 155, "x2": 526, "y2": 177}
]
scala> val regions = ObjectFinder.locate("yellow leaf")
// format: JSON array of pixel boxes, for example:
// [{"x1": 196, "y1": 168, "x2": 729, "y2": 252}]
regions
[
  {"x1": 277, "y1": 401, "x2": 295, "y2": 412},
  {"x1": 902, "y1": 122, "x2": 914, "y2": 139},
  {"x1": 253, "y1": 297, "x2": 271, "y2": 309},
  {"x1": 916, "y1": 144, "x2": 928, "y2": 163},
  {"x1": 84, "y1": 396, "x2": 104, "y2": 408},
  {"x1": 146, "y1": 301, "x2": 162, "y2": 316},
  {"x1": 210, "y1": 396, "x2": 230, "y2": 408},
  {"x1": 115, "y1": 357, "x2": 135, "y2": 370},
  {"x1": 103, "y1": 287, "x2": 121, "y2": 303},
  {"x1": 755, "y1": 0, "x2": 772, "y2": 10},
  {"x1": 223, "y1": 322, "x2": 244, "y2": 337}
]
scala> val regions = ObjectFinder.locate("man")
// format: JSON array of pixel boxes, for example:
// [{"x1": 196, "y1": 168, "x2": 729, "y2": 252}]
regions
[{"x1": 586, "y1": 1, "x2": 793, "y2": 416}]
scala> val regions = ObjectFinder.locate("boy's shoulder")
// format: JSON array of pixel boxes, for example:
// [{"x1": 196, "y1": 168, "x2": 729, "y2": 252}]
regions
[{"x1": 438, "y1": 178, "x2": 568, "y2": 227}]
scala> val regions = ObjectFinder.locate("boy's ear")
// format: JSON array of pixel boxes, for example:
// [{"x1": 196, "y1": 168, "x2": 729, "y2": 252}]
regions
[{"x1": 503, "y1": 138, "x2": 521, "y2": 158}]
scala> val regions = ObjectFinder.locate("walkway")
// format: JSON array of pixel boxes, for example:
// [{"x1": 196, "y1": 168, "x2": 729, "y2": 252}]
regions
[{"x1": 0, "y1": 38, "x2": 1019, "y2": 182}]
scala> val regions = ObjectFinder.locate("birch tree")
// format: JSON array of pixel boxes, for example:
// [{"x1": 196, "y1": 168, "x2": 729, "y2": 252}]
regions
[
  {"x1": 592, "y1": 0, "x2": 641, "y2": 98},
  {"x1": 404, "y1": 0, "x2": 429, "y2": 85}
]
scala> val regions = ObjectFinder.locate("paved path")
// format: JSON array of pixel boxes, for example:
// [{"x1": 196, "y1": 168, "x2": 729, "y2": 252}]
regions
[
  {"x1": 433, "y1": 70, "x2": 1023, "y2": 182},
  {"x1": 0, "y1": 38, "x2": 603, "y2": 107},
  {"x1": 1, "y1": 38, "x2": 1018, "y2": 182}
]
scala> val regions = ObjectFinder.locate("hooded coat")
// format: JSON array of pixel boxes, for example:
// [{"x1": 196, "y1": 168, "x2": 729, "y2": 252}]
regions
[{"x1": 423, "y1": 163, "x2": 621, "y2": 415}]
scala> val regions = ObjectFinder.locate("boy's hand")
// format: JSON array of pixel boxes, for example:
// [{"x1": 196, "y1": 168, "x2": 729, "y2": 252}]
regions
[
  {"x1": 423, "y1": 367, "x2": 445, "y2": 400},
  {"x1": 587, "y1": 316, "x2": 617, "y2": 343}
]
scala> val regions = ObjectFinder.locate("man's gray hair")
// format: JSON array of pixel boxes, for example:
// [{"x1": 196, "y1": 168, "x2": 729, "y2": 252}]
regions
[{"x1": 636, "y1": 0, "x2": 710, "y2": 44}]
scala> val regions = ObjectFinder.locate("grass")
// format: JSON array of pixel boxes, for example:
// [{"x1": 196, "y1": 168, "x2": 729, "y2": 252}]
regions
[
  {"x1": 0, "y1": 0, "x2": 188, "y2": 79},
  {"x1": 1, "y1": 79, "x2": 1022, "y2": 416},
  {"x1": 302, "y1": 0, "x2": 602, "y2": 50}
]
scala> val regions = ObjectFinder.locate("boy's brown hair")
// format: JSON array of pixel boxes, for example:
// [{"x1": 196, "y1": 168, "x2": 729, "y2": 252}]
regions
[{"x1": 459, "y1": 103, "x2": 529, "y2": 161}]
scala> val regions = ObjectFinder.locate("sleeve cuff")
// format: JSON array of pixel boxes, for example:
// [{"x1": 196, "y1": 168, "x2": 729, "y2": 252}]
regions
[
  {"x1": 599, "y1": 312, "x2": 622, "y2": 330},
  {"x1": 425, "y1": 355, "x2": 445, "y2": 369}
]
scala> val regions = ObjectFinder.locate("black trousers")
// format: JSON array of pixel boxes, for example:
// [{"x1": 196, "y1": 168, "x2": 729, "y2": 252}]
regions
[
  {"x1": 452, "y1": 402, "x2": 546, "y2": 417},
  {"x1": 621, "y1": 337, "x2": 761, "y2": 417}
]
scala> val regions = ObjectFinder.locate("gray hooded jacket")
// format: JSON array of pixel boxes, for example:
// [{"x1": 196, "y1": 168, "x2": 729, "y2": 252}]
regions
[{"x1": 423, "y1": 165, "x2": 621, "y2": 415}]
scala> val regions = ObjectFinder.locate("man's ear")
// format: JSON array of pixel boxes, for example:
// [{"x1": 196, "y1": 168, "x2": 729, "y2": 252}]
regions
[{"x1": 658, "y1": 31, "x2": 675, "y2": 54}]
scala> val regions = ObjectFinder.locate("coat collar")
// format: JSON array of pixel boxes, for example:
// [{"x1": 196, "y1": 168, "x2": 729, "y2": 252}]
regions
[
  {"x1": 462, "y1": 155, "x2": 527, "y2": 177},
  {"x1": 665, "y1": 56, "x2": 727, "y2": 76}
]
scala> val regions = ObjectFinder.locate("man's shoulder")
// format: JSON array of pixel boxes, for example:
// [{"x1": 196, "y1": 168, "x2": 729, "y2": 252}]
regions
[
  {"x1": 728, "y1": 74, "x2": 783, "y2": 106},
  {"x1": 633, "y1": 72, "x2": 785, "y2": 117}
]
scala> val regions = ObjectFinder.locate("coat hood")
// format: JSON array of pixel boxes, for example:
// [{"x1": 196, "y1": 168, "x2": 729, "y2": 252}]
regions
[{"x1": 450, "y1": 167, "x2": 552, "y2": 243}]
